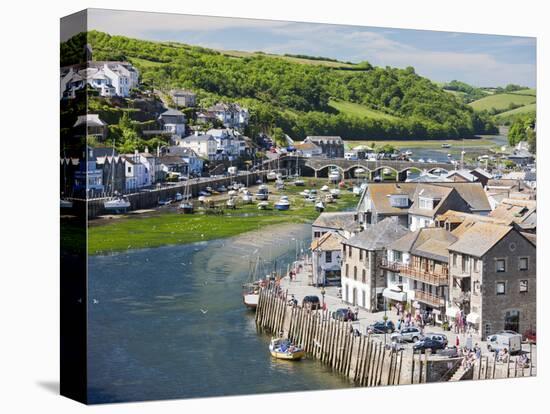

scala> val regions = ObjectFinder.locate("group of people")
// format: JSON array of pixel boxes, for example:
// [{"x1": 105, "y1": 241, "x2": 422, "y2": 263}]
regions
[{"x1": 459, "y1": 343, "x2": 482, "y2": 369}]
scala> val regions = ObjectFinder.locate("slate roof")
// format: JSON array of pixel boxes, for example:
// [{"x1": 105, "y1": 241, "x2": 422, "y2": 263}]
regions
[
  {"x1": 448, "y1": 222, "x2": 513, "y2": 257},
  {"x1": 489, "y1": 198, "x2": 536, "y2": 226},
  {"x1": 446, "y1": 169, "x2": 477, "y2": 182},
  {"x1": 312, "y1": 212, "x2": 356, "y2": 230},
  {"x1": 73, "y1": 114, "x2": 106, "y2": 128},
  {"x1": 345, "y1": 217, "x2": 408, "y2": 250},
  {"x1": 160, "y1": 109, "x2": 185, "y2": 117}
]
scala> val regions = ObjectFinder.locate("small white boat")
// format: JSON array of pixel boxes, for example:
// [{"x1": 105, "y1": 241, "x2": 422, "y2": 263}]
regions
[
  {"x1": 315, "y1": 201, "x2": 325, "y2": 212},
  {"x1": 324, "y1": 194, "x2": 334, "y2": 203},
  {"x1": 241, "y1": 192, "x2": 253, "y2": 203},
  {"x1": 274, "y1": 196, "x2": 290, "y2": 211},
  {"x1": 266, "y1": 171, "x2": 278, "y2": 181},
  {"x1": 405, "y1": 150, "x2": 413, "y2": 156},
  {"x1": 228, "y1": 190, "x2": 237, "y2": 197},
  {"x1": 299, "y1": 189, "x2": 311, "y2": 197},
  {"x1": 104, "y1": 196, "x2": 131, "y2": 212},
  {"x1": 352, "y1": 186, "x2": 362, "y2": 196},
  {"x1": 329, "y1": 171, "x2": 340, "y2": 182},
  {"x1": 257, "y1": 201, "x2": 269, "y2": 210},
  {"x1": 320, "y1": 185, "x2": 329, "y2": 192},
  {"x1": 293, "y1": 179, "x2": 305, "y2": 186},
  {"x1": 179, "y1": 201, "x2": 194, "y2": 214},
  {"x1": 329, "y1": 188, "x2": 340, "y2": 198},
  {"x1": 175, "y1": 192, "x2": 183, "y2": 202},
  {"x1": 418, "y1": 158, "x2": 426, "y2": 163},
  {"x1": 441, "y1": 143, "x2": 451, "y2": 149},
  {"x1": 226, "y1": 198, "x2": 237, "y2": 209}
]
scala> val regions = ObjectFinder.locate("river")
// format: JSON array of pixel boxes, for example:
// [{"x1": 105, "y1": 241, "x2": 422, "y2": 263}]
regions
[{"x1": 87, "y1": 224, "x2": 352, "y2": 404}]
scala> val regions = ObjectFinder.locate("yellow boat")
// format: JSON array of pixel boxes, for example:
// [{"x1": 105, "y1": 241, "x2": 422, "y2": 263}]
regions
[{"x1": 269, "y1": 338, "x2": 305, "y2": 361}]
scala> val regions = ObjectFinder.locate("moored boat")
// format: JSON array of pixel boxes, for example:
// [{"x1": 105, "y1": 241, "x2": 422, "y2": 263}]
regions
[
  {"x1": 269, "y1": 338, "x2": 305, "y2": 361},
  {"x1": 104, "y1": 196, "x2": 131, "y2": 212},
  {"x1": 266, "y1": 171, "x2": 278, "y2": 181},
  {"x1": 329, "y1": 188, "x2": 340, "y2": 198},
  {"x1": 274, "y1": 196, "x2": 290, "y2": 211},
  {"x1": 179, "y1": 201, "x2": 194, "y2": 214},
  {"x1": 315, "y1": 201, "x2": 325, "y2": 212},
  {"x1": 255, "y1": 184, "x2": 269, "y2": 200},
  {"x1": 257, "y1": 201, "x2": 269, "y2": 210}
]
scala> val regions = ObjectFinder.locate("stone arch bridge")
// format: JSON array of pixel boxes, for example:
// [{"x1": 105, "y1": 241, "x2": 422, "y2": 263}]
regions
[{"x1": 264, "y1": 155, "x2": 456, "y2": 182}]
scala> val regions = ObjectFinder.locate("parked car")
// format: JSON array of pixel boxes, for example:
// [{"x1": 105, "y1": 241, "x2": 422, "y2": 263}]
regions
[
  {"x1": 332, "y1": 308, "x2": 356, "y2": 322},
  {"x1": 436, "y1": 346, "x2": 459, "y2": 358},
  {"x1": 302, "y1": 295, "x2": 321, "y2": 310},
  {"x1": 390, "y1": 327, "x2": 423, "y2": 343},
  {"x1": 423, "y1": 333, "x2": 448, "y2": 347},
  {"x1": 413, "y1": 338, "x2": 446, "y2": 353},
  {"x1": 486, "y1": 332, "x2": 523, "y2": 354},
  {"x1": 367, "y1": 321, "x2": 395, "y2": 334}
]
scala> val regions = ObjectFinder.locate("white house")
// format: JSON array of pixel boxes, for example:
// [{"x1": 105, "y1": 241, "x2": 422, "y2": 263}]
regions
[
  {"x1": 294, "y1": 141, "x2": 323, "y2": 157},
  {"x1": 311, "y1": 232, "x2": 346, "y2": 286},
  {"x1": 165, "y1": 146, "x2": 204, "y2": 175},
  {"x1": 60, "y1": 61, "x2": 139, "y2": 99},
  {"x1": 208, "y1": 103, "x2": 249, "y2": 129},
  {"x1": 122, "y1": 152, "x2": 150, "y2": 191},
  {"x1": 178, "y1": 133, "x2": 218, "y2": 159}
]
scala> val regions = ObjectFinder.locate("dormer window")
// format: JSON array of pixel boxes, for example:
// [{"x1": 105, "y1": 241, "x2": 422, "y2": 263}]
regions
[
  {"x1": 389, "y1": 194, "x2": 408, "y2": 208},
  {"x1": 418, "y1": 196, "x2": 439, "y2": 210}
]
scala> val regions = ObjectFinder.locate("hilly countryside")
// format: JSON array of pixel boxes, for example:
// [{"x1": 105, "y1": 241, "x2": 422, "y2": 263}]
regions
[{"x1": 62, "y1": 31, "x2": 536, "y2": 148}]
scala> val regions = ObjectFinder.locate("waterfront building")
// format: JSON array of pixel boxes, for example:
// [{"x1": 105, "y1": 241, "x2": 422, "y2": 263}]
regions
[
  {"x1": 73, "y1": 146, "x2": 104, "y2": 196},
  {"x1": 122, "y1": 152, "x2": 150, "y2": 192},
  {"x1": 294, "y1": 141, "x2": 323, "y2": 157},
  {"x1": 311, "y1": 211, "x2": 359, "y2": 241},
  {"x1": 447, "y1": 221, "x2": 536, "y2": 339},
  {"x1": 340, "y1": 217, "x2": 408, "y2": 311},
  {"x1": 311, "y1": 232, "x2": 346, "y2": 286},
  {"x1": 165, "y1": 146, "x2": 204, "y2": 175},
  {"x1": 303, "y1": 136, "x2": 344, "y2": 158},
  {"x1": 489, "y1": 198, "x2": 537, "y2": 233},
  {"x1": 94, "y1": 149, "x2": 127, "y2": 194},
  {"x1": 382, "y1": 227, "x2": 458, "y2": 324},
  {"x1": 356, "y1": 182, "x2": 491, "y2": 231},
  {"x1": 157, "y1": 156, "x2": 189, "y2": 180}
]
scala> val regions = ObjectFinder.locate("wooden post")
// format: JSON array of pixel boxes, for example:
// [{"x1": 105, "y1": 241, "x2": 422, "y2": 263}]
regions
[
  {"x1": 484, "y1": 356, "x2": 489, "y2": 380},
  {"x1": 396, "y1": 350, "x2": 403, "y2": 385},
  {"x1": 410, "y1": 350, "x2": 416, "y2": 385},
  {"x1": 492, "y1": 354, "x2": 496, "y2": 379},
  {"x1": 506, "y1": 354, "x2": 511, "y2": 378},
  {"x1": 529, "y1": 342, "x2": 533, "y2": 377}
]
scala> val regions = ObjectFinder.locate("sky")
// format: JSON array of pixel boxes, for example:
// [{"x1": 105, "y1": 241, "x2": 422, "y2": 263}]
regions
[{"x1": 85, "y1": 9, "x2": 536, "y2": 88}]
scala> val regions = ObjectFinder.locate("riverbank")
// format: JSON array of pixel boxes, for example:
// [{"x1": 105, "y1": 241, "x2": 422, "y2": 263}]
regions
[
  {"x1": 88, "y1": 180, "x2": 358, "y2": 255},
  {"x1": 345, "y1": 137, "x2": 497, "y2": 150}
]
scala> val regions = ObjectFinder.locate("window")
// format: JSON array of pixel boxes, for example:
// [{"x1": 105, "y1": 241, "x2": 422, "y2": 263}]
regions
[
  {"x1": 314, "y1": 232, "x2": 321, "y2": 238},
  {"x1": 519, "y1": 257, "x2": 529, "y2": 271},
  {"x1": 496, "y1": 282, "x2": 506, "y2": 295},
  {"x1": 345, "y1": 264, "x2": 349, "y2": 278},
  {"x1": 127, "y1": 166, "x2": 131, "y2": 173},
  {"x1": 474, "y1": 259, "x2": 480, "y2": 272},
  {"x1": 394, "y1": 251, "x2": 402, "y2": 262},
  {"x1": 362, "y1": 269, "x2": 366, "y2": 283},
  {"x1": 520, "y1": 280, "x2": 528, "y2": 293},
  {"x1": 349, "y1": 246, "x2": 352, "y2": 258},
  {"x1": 452, "y1": 254, "x2": 457, "y2": 266},
  {"x1": 342, "y1": 244, "x2": 346, "y2": 254},
  {"x1": 325, "y1": 251, "x2": 332, "y2": 263},
  {"x1": 359, "y1": 250, "x2": 363, "y2": 260},
  {"x1": 413, "y1": 280, "x2": 418, "y2": 289},
  {"x1": 353, "y1": 266, "x2": 357, "y2": 281},
  {"x1": 504, "y1": 310, "x2": 520, "y2": 332},
  {"x1": 496, "y1": 259, "x2": 506, "y2": 273}
]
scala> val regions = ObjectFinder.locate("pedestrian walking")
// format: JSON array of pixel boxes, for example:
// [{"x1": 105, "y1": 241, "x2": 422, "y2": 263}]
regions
[{"x1": 456, "y1": 335, "x2": 460, "y2": 347}]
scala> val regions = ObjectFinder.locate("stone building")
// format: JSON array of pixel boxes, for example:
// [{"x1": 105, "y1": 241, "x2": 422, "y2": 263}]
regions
[
  {"x1": 447, "y1": 221, "x2": 536, "y2": 339},
  {"x1": 340, "y1": 217, "x2": 408, "y2": 311},
  {"x1": 304, "y1": 136, "x2": 345, "y2": 158},
  {"x1": 311, "y1": 232, "x2": 346, "y2": 287}
]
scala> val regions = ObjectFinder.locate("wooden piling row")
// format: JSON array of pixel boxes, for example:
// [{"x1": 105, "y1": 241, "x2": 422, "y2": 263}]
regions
[{"x1": 255, "y1": 287, "x2": 417, "y2": 387}]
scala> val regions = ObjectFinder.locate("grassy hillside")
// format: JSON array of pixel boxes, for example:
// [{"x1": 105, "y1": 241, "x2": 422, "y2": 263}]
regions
[
  {"x1": 469, "y1": 93, "x2": 536, "y2": 112},
  {"x1": 62, "y1": 31, "x2": 497, "y2": 140},
  {"x1": 328, "y1": 99, "x2": 399, "y2": 121},
  {"x1": 510, "y1": 88, "x2": 536, "y2": 96},
  {"x1": 495, "y1": 103, "x2": 536, "y2": 123}
]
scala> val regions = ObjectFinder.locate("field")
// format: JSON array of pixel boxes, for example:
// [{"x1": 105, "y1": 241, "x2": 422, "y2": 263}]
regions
[
  {"x1": 328, "y1": 99, "x2": 399, "y2": 121},
  {"x1": 510, "y1": 88, "x2": 536, "y2": 96},
  {"x1": 344, "y1": 138, "x2": 495, "y2": 150},
  {"x1": 469, "y1": 93, "x2": 536, "y2": 112},
  {"x1": 219, "y1": 50, "x2": 356, "y2": 68},
  {"x1": 88, "y1": 180, "x2": 359, "y2": 255},
  {"x1": 495, "y1": 103, "x2": 536, "y2": 121}
]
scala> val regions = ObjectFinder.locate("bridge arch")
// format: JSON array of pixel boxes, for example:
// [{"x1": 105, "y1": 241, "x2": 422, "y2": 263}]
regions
[
  {"x1": 427, "y1": 167, "x2": 450, "y2": 175},
  {"x1": 310, "y1": 163, "x2": 345, "y2": 178}
]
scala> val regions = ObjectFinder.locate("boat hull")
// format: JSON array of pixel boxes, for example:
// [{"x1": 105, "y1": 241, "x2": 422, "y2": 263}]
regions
[
  {"x1": 243, "y1": 294, "x2": 259, "y2": 309},
  {"x1": 269, "y1": 350, "x2": 305, "y2": 360},
  {"x1": 274, "y1": 204, "x2": 290, "y2": 211}
]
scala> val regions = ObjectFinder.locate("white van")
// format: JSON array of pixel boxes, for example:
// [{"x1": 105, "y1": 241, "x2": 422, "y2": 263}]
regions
[{"x1": 486, "y1": 331, "x2": 522, "y2": 354}]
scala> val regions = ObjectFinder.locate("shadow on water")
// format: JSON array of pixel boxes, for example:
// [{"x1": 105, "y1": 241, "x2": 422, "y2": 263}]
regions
[{"x1": 87, "y1": 224, "x2": 352, "y2": 403}]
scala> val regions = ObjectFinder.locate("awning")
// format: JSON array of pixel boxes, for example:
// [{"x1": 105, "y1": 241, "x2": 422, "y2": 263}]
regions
[
  {"x1": 382, "y1": 288, "x2": 407, "y2": 302},
  {"x1": 466, "y1": 312, "x2": 480, "y2": 324},
  {"x1": 446, "y1": 306, "x2": 460, "y2": 317}
]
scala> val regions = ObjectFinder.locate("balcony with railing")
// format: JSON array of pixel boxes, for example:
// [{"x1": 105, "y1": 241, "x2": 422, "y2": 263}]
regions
[
  {"x1": 414, "y1": 289, "x2": 446, "y2": 308},
  {"x1": 380, "y1": 259, "x2": 449, "y2": 286}
]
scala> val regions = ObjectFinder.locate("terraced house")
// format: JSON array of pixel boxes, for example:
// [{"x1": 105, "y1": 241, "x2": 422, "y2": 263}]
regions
[
  {"x1": 446, "y1": 221, "x2": 536, "y2": 340},
  {"x1": 381, "y1": 227, "x2": 458, "y2": 324},
  {"x1": 340, "y1": 217, "x2": 408, "y2": 311},
  {"x1": 356, "y1": 182, "x2": 491, "y2": 230}
]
